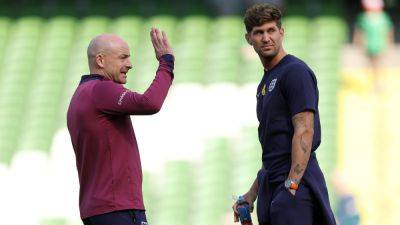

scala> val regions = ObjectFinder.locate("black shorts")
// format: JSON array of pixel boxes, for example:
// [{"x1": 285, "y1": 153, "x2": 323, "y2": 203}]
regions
[{"x1": 83, "y1": 209, "x2": 147, "y2": 225}]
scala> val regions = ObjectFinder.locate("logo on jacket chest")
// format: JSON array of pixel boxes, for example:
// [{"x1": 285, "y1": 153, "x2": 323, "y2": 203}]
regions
[
  {"x1": 259, "y1": 78, "x2": 278, "y2": 97},
  {"x1": 268, "y1": 78, "x2": 277, "y2": 92}
]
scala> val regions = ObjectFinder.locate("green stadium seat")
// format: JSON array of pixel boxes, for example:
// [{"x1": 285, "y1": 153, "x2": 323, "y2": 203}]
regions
[
  {"x1": 231, "y1": 127, "x2": 261, "y2": 193},
  {"x1": 158, "y1": 160, "x2": 193, "y2": 225},
  {"x1": 110, "y1": 16, "x2": 142, "y2": 48},
  {"x1": 145, "y1": 15, "x2": 177, "y2": 43},
  {"x1": 204, "y1": 16, "x2": 243, "y2": 83},
  {"x1": 14, "y1": 17, "x2": 75, "y2": 152},
  {"x1": 176, "y1": 15, "x2": 209, "y2": 42},
  {"x1": 126, "y1": 16, "x2": 178, "y2": 91},
  {"x1": 0, "y1": 16, "x2": 43, "y2": 163},
  {"x1": 192, "y1": 137, "x2": 233, "y2": 225},
  {"x1": 283, "y1": 16, "x2": 310, "y2": 61},
  {"x1": 172, "y1": 16, "x2": 210, "y2": 84}
]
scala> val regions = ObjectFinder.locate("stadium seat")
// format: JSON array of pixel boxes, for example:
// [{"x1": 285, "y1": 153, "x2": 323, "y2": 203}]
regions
[
  {"x1": 0, "y1": 17, "x2": 43, "y2": 164},
  {"x1": 18, "y1": 17, "x2": 76, "y2": 152},
  {"x1": 193, "y1": 137, "x2": 233, "y2": 225},
  {"x1": 232, "y1": 127, "x2": 260, "y2": 193},
  {"x1": 283, "y1": 16, "x2": 310, "y2": 61},
  {"x1": 128, "y1": 15, "x2": 177, "y2": 92},
  {"x1": 205, "y1": 16, "x2": 242, "y2": 83},
  {"x1": 158, "y1": 160, "x2": 193, "y2": 225},
  {"x1": 173, "y1": 16, "x2": 210, "y2": 84}
]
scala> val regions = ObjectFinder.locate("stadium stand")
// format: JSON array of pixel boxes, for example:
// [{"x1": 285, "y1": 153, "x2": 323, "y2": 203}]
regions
[
  {"x1": 158, "y1": 161, "x2": 193, "y2": 225},
  {"x1": 0, "y1": 17, "x2": 43, "y2": 164},
  {"x1": 193, "y1": 138, "x2": 233, "y2": 225},
  {"x1": 18, "y1": 16, "x2": 76, "y2": 153}
]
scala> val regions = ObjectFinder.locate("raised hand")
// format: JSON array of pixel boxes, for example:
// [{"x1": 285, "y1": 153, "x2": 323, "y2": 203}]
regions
[{"x1": 150, "y1": 27, "x2": 173, "y2": 60}]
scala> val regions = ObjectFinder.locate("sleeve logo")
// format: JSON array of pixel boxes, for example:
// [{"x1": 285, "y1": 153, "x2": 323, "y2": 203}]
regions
[{"x1": 118, "y1": 90, "x2": 129, "y2": 105}]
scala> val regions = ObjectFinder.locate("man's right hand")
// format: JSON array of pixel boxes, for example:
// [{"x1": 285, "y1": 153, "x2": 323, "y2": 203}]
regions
[
  {"x1": 150, "y1": 27, "x2": 174, "y2": 60},
  {"x1": 232, "y1": 193, "x2": 256, "y2": 222}
]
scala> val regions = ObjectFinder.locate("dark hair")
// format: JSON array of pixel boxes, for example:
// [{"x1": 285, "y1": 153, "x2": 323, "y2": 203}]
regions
[{"x1": 244, "y1": 3, "x2": 282, "y2": 33}]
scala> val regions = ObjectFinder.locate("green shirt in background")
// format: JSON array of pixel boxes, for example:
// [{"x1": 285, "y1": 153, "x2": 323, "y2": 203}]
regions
[{"x1": 356, "y1": 12, "x2": 393, "y2": 56}]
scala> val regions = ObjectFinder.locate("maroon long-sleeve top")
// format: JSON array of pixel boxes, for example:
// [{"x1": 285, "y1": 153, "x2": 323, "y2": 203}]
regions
[{"x1": 67, "y1": 54, "x2": 174, "y2": 219}]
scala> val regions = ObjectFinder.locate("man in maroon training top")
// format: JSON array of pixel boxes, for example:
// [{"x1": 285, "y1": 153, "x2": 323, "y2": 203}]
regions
[{"x1": 67, "y1": 28, "x2": 174, "y2": 225}]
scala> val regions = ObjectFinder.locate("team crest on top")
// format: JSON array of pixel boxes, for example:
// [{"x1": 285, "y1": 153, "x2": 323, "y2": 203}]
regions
[{"x1": 268, "y1": 78, "x2": 277, "y2": 92}]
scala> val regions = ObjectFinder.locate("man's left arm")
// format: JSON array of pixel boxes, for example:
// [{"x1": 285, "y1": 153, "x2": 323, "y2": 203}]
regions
[
  {"x1": 287, "y1": 111, "x2": 314, "y2": 195},
  {"x1": 282, "y1": 65, "x2": 318, "y2": 195}
]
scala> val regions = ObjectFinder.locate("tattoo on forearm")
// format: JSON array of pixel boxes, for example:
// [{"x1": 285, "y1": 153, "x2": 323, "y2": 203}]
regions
[
  {"x1": 294, "y1": 164, "x2": 304, "y2": 175},
  {"x1": 293, "y1": 115, "x2": 306, "y2": 130},
  {"x1": 292, "y1": 112, "x2": 314, "y2": 131},
  {"x1": 293, "y1": 112, "x2": 314, "y2": 154},
  {"x1": 300, "y1": 136, "x2": 308, "y2": 154}
]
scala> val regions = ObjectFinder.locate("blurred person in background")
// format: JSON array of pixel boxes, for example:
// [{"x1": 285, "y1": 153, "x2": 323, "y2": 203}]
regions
[
  {"x1": 353, "y1": 0, "x2": 394, "y2": 91},
  {"x1": 232, "y1": 3, "x2": 336, "y2": 225},
  {"x1": 67, "y1": 29, "x2": 174, "y2": 225},
  {"x1": 332, "y1": 171, "x2": 360, "y2": 225}
]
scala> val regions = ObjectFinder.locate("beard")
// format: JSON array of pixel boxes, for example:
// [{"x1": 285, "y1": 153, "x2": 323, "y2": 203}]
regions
[{"x1": 258, "y1": 45, "x2": 280, "y2": 60}]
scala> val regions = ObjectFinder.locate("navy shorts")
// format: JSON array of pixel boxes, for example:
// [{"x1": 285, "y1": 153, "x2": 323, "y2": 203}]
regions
[
  {"x1": 83, "y1": 209, "x2": 148, "y2": 225},
  {"x1": 269, "y1": 183, "x2": 315, "y2": 225},
  {"x1": 257, "y1": 170, "x2": 317, "y2": 225}
]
